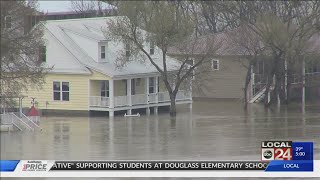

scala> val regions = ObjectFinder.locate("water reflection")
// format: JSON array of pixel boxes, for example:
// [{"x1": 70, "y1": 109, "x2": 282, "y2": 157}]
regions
[{"x1": 1, "y1": 101, "x2": 319, "y2": 162}]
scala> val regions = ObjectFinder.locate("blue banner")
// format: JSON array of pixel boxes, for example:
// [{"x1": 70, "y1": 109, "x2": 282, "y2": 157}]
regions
[
  {"x1": 292, "y1": 142, "x2": 313, "y2": 161},
  {"x1": 265, "y1": 160, "x2": 313, "y2": 172},
  {"x1": 0, "y1": 160, "x2": 20, "y2": 172}
]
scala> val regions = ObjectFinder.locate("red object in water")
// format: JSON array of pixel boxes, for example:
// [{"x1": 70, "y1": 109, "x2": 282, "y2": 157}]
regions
[{"x1": 27, "y1": 106, "x2": 39, "y2": 116}]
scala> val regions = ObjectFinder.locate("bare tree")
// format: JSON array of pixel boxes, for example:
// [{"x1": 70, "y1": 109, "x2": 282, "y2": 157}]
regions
[
  {"x1": 103, "y1": 1, "x2": 219, "y2": 116},
  {"x1": 1, "y1": 1, "x2": 47, "y2": 99},
  {"x1": 227, "y1": 26, "x2": 265, "y2": 108},
  {"x1": 71, "y1": 0, "x2": 115, "y2": 17},
  {"x1": 213, "y1": 1, "x2": 320, "y2": 107}
]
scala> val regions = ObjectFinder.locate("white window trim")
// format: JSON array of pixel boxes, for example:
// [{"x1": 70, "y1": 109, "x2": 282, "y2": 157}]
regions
[
  {"x1": 100, "y1": 45, "x2": 106, "y2": 59},
  {"x1": 53, "y1": 81, "x2": 70, "y2": 101},
  {"x1": 98, "y1": 41, "x2": 108, "y2": 62},
  {"x1": 4, "y1": 16, "x2": 12, "y2": 29},
  {"x1": 212, "y1": 59, "x2": 220, "y2": 70}
]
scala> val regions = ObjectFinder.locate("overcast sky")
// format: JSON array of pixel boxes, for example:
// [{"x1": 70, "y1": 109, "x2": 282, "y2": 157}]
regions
[{"x1": 38, "y1": 1, "x2": 73, "y2": 13}]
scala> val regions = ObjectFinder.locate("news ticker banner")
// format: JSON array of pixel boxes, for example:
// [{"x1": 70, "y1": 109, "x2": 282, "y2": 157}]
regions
[
  {"x1": 0, "y1": 141, "x2": 318, "y2": 177},
  {"x1": 1, "y1": 160, "x2": 320, "y2": 177}
]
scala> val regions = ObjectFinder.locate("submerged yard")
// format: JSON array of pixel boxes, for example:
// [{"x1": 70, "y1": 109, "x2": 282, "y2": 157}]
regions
[{"x1": 1, "y1": 101, "x2": 319, "y2": 162}]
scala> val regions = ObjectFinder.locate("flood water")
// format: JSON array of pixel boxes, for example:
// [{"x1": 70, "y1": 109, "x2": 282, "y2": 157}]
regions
[{"x1": 1, "y1": 101, "x2": 320, "y2": 179}]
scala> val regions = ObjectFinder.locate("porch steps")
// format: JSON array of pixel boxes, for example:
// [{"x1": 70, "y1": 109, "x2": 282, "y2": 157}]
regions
[
  {"x1": 0, "y1": 113, "x2": 42, "y2": 132},
  {"x1": 249, "y1": 87, "x2": 266, "y2": 103}
]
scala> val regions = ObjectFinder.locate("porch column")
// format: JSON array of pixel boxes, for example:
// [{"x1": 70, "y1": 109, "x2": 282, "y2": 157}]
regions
[
  {"x1": 155, "y1": 76, "x2": 159, "y2": 103},
  {"x1": 145, "y1": 77, "x2": 150, "y2": 115},
  {"x1": 109, "y1": 79, "x2": 114, "y2": 117},
  {"x1": 154, "y1": 76, "x2": 159, "y2": 115},
  {"x1": 127, "y1": 78, "x2": 132, "y2": 115}
]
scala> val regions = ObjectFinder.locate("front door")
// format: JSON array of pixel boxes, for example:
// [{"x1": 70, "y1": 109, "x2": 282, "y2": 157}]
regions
[
  {"x1": 100, "y1": 81, "x2": 109, "y2": 97},
  {"x1": 100, "y1": 81, "x2": 109, "y2": 106}
]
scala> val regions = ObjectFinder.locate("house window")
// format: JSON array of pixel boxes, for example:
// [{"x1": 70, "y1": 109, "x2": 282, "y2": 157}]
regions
[
  {"x1": 53, "y1": 82, "x2": 61, "y2": 101},
  {"x1": 149, "y1": 77, "x2": 155, "y2": 93},
  {"x1": 308, "y1": 62, "x2": 320, "y2": 73},
  {"x1": 100, "y1": 45, "x2": 106, "y2": 59},
  {"x1": 150, "y1": 41, "x2": 155, "y2": 55},
  {"x1": 39, "y1": 46, "x2": 46, "y2": 62},
  {"x1": 212, "y1": 59, "x2": 219, "y2": 70},
  {"x1": 101, "y1": 81, "x2": 109, "y2": 97},
  {"x1": 5, "y1": 16, "x2": 11, "y2": 29},
  {"x1": 307, "y1": 63, "x2": 320, "y2": 73},
  {"x1": 62, "y1": 82, "x2": 70, "y2": 101},
  {"x1": 125, "y1": 43, "x2": 130, "y2": 57},
  {"x1": 53, "y1": 81, "x2": 69, "y2": 101},
  {"x1": 186, "y1": 58, "x2": 195, "y2": 80}
]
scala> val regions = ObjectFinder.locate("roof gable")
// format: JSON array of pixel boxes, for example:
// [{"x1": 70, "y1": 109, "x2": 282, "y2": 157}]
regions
[
  {"x1": 43, "y1": 26, "x2": 91, "y2": 74},
  {"x1": 43, "y1": 17, "x2": 182, "y2": 78}
]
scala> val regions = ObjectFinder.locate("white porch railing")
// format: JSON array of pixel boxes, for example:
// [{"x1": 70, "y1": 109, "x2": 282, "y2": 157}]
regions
[
  {"x1": 115, "y1": 96, "x2": 128, "y2": 107},
  {"x1": 158, "y1": 92, "x2": 170, "y2": 102},
  {"x1": 18, "y1": 113, "x2": 42, "y2": 131},
  {"x1": 149, "y1": 93, "x2": 158, "y2": 103},
  {"x1": 89, "y1": 90, "x2": 191, "y2": 108},
  {"x1": 89, "y1": 96, "x2": 110, "y2": 107},
  {"x1": 176, "y1": 90, "x2": 192, "y2": 100},
  {"x1": 132, "y1": 94, "x2": 147, "y2": 105},
  {"x1": 0, "y1": 113, "x2": 33, "y2": 131}
]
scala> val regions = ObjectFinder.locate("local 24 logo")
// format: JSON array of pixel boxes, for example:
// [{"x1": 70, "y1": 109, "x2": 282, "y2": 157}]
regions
[{"x1": 261, "y1": 141, "x2": 292, "y2": 161}]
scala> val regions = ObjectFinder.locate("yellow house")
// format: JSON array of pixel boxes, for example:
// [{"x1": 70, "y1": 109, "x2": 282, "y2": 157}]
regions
[{"x1": 23, "y1": 17, "x2": 192, "y2": 117}]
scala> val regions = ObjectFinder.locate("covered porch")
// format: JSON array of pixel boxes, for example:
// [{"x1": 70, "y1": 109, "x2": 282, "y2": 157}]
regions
[{"x1": 88, "y1": 76, "x2": 192, "y2": 117}]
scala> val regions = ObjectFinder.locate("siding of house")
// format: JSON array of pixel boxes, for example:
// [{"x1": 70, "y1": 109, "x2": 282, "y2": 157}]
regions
[
  {"x1": 22, "y1": 69, "x2": 111, "y2": 111},
  {"x1": 135, "y1": 78, "x2": 145, "y2": 94},
  {"x1": 158, "y1": 79, "x2": 167, "y2": 92},
  {"x1": 169, "y1": 55, "x2": 248, "y2": 99},
  {"x1": 196, "y1": 56, "x2": 247, "y2": 99},
  {"x1": 90, "y1": 80, "x2": 101, "y2": 96},
  {"x1": 114, "y1": 80, "x2": 126, "y2": 96}
]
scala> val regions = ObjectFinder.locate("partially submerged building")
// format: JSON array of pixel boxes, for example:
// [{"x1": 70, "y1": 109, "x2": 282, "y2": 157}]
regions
[{"x1": 21, "y1": 17, "x2": 192, "y2": 117}]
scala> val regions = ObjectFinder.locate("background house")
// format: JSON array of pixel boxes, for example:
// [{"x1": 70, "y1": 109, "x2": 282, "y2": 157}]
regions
[
  {"x1": 168, "y1": 33, "x2": 248, "y2": 101},
  {"x1": 168, "y1": 31, "x2": 320, "y2": 103}
]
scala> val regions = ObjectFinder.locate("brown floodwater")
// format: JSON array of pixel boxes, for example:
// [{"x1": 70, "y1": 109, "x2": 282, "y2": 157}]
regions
[{"x1": 1, "y1": 101, "x2": 319, "y2": 179}]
